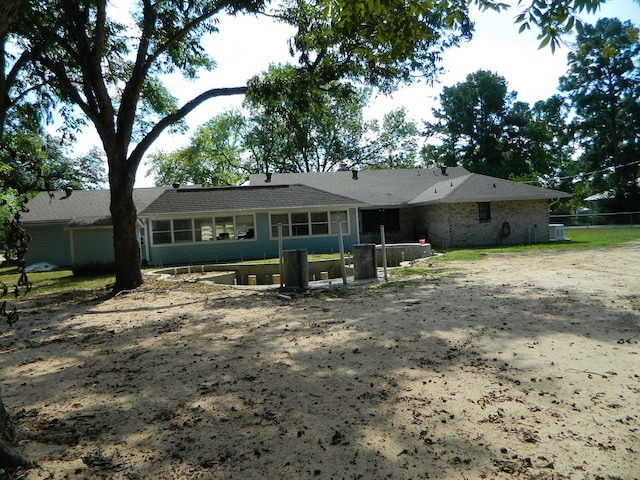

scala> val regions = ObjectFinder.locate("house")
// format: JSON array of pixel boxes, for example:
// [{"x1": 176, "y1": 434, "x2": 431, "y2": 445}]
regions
[
  {"x1": 20, "y1": 184, "x2": 363, "y2": 269},
  {"x1": 249, "y1": 167, "x2": 571, "y2": 248},
  {"x1": 20, "y1": 167, "x2": 570, "y2": 270},
  {"x1": 19, "y1": 187, "x2": 164, "y2": 269}
]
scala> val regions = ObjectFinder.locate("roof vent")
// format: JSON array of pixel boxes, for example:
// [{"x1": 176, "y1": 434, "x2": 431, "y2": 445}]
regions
[
  {"x1": 352, "y1": 169, "x2": 358, "y2": 180},
  {"x1": 64, "y1": 187, "x2": 73, "y2": 197},
  {"x1": 493, "y1": 183, "x2": 496, "y2": 188},
  {"x1": 172, "y1": 182, "x2": 180, "y2": 189},
  {"x1": 265, "y1": 172, "x2": 272, "y2": 183},
  {"x1": 440, "y1": 166, "x2": 448, "y2": 175}
]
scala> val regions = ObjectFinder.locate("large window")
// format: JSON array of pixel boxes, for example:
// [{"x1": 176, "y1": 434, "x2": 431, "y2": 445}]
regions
[
  {"x1": 270, "y1": 210, "x2": 348, "y2": 238},
  {"x1": 151, "y1": 215, "x2": 255, "y2": 245}
]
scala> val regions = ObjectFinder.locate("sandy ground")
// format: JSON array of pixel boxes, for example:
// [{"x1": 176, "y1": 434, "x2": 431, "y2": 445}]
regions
[{"x1": 1, "y1": 243, "x2": 639, "y2": 480}]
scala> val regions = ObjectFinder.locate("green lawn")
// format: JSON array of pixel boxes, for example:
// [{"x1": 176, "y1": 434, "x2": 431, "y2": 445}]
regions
[
  {"x1": 430, "y1": 226, "x2": 640, "y2": 263},
  {"x1": 1, "y1": 226, "x2": 638, "y2": 297}
]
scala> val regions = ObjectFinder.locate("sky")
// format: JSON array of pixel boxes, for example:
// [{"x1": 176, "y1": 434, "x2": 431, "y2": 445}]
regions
[{"x1": 80, "y1": 0, "x2": 640, "y2": 187}]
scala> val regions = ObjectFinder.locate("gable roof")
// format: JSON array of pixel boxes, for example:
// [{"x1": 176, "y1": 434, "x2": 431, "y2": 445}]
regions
[
  {"x1": 21, "y1": 187, "x2": 165, "y2": 226},
  {"x1": 248, "y1": 168, "x2": 571, "y2": 206},
  {"x1": 140, "y1": 184, "x2": 363, "y2": 216}
]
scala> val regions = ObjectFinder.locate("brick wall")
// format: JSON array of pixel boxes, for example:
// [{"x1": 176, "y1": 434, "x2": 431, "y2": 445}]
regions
[{"x1": 417, "y1": 200, "x2": 550, "y2": 248}]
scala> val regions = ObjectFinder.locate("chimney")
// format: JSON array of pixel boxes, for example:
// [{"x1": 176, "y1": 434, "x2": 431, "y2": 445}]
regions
[
  {"x1": 265, "y1": 172, "x2": 272, "y2": 183},
  {"x1": 352, "y1": 169, "x2": 358, "y2": 180},
  {"x1": 440, "y1": 166, "x2": 448, "y2": 175},
  {"x1": 64, "y1": 187, "x2": 73, "y2": 197}
]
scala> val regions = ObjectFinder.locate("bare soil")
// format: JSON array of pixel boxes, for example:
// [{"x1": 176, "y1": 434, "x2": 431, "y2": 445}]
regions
[{"x1": 2, "y1": 243, "x2": 639, "y2": 479}]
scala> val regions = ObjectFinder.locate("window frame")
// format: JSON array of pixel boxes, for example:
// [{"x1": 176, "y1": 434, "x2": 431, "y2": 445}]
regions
[
  {"x1": 149, "y1": 214, "x2": 256, "y2": 246},
  {"x1": 269, "y1": 210, "x2": 350, "y2": 239},
  {"x1": 478, "y1": 202, "x2": 491, "y2": 223}
]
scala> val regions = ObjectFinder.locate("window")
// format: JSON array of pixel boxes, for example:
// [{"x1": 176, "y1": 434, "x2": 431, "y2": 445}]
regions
[
  {"x1": 291, "y1": 212, "x2": 310, "y2": 236},
  {"x1": 236, "y1": 215, "x2": 255, "y2": 239},
  {"x1": 215, "y1": 216, "x2": 234, "y2": 240},
  {"x1": 329, "y1": 211, "x2": 349, "y2": 234},
  {"x1": 311, "y1": 212, "x2": 329, "y2": 235},
  {"x1": 150, "y1": 215, "x2": 255, "y2": 245},
  {"x1": 194, "y1": 218, "x2": 214, "y2": 241},
  {"x1": 361, "y1": 209, "x2": 400, "y2": 233},
  {"x1": 173, "y1": 219, "x2": 193, "y2": 243},
  {"x1": 478, "y1": 202, "x2": 491, "y2": 222},
  {"x1": 151, "y1": 220, "x2": 172, "y2": 244},
  {"x1": 271, "y1": 214, "x2": 290, "y2": 237},
  {"x1": 270, "y1": 210, "x2": 348, "y2": 238}
]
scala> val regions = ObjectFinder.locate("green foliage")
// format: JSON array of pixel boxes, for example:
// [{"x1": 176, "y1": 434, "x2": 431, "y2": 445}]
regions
[
  {"x1": 559, "y1": 18, "x2": 640, "y2": 212},
  {"x1": 147, "y1": 110, "x2": 246, "y2": 186},
  {"x1": 423, "y1": 70, "x2": 567, "y2": 181}
]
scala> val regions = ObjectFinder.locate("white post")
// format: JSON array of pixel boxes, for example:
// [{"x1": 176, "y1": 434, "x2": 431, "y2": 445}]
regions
[
  {"x1": 338, "y1": 213, "x2": 347, "y2": 286},
  {"x1": 380, "y1": 225, "x2": 388, "y2": 282}
]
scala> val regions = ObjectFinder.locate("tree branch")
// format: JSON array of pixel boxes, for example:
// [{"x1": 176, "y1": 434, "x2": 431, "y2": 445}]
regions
[{"x1": 128, "y1": 86, "x2": 248, "y2": 174}]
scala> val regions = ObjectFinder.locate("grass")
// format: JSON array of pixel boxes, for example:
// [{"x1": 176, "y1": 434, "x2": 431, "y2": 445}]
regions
[
  {"x1": 429, "y1": 226, "x2": 640, "y2": 263},
  {"x1": 0, "y1": 266, "x2": 114, "y2": 297},
  {"x1": 1, "y1": 226, "x2": 638, "y2": 298}
]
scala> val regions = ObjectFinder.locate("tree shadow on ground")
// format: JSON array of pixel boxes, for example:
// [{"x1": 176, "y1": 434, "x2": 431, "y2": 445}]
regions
[{"x1": 0, "y1": 258, "x2": 638, "y2": 479}]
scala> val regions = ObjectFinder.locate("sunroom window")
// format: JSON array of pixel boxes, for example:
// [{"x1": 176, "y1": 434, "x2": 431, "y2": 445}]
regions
[
  {"x1": 151, "y1": 219, "x2": 172, "y2": 244},
  {"x1": 194, "y1": 218, "x2": 214, "y2": 241},
  {"x1": 173, "y1": 219, "x2": 193, "y2": 243},
  {"x1": 215, "y1": 216, "x2": 234, "y2": 240}
]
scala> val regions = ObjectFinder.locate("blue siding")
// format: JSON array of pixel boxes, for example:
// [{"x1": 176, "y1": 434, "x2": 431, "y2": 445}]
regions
[
  {"x1": 72, "y1": 229, "x2": 115, "y2": 265},
  {"x1": 24, "y1": 223, "x2": 72, "y2": 267},
  {"x1": 145, "y1": 209, "x2": 360, "y2": 266}
]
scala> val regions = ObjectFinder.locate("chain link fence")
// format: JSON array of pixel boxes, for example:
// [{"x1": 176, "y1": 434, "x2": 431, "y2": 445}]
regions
[{"x1": 550, "y1": 211, "x2": 640, "y2": 227}]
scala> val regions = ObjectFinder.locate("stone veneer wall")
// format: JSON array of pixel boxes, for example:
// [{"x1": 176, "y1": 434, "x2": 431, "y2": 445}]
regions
[{"x1": 414, "y1": 200, "x2": 550, "y2": 248}]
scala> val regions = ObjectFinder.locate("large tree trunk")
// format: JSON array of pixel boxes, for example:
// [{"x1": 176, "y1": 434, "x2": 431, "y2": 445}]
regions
[
  {"x1": 109, "y1": 160, "x2": 142, "y2": 293},
  {"x1": 0, "y1": 387, "x2": 32, "y2": 470}
]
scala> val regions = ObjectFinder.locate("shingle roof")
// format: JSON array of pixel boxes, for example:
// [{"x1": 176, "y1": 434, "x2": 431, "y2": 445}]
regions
[
  {"x1": 410, "y1": 173, "x2": 571, "y2": 204},
  {"x1": 21, "y1": 187, "x2": 165, "y2": 225},
  {"x1": 140, "y1": 184, "x2": 363, "y2": 216},
  {"x1": 248, "y1": 168, "x2": 571, "y2": 206}
]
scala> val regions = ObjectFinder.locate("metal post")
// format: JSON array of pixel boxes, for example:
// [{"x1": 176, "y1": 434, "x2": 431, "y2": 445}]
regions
[
  {"x1": 337, "y1": 213, "x2": 347, "y2": 286},
  {"x1": 380, "y1": 225, "x2": 388, "y2": 282}
]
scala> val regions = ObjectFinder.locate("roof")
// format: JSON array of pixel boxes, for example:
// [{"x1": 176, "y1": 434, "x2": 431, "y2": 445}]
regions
[
  {"x1": 21, "y1": 187, "x2": 165, "y2": 226},
  {"x1": 140, "y1": 184, "x2": 363, "y2": 216},
  {"x1": 248, "y1": 168, "x2": 571, "y2": 206}
]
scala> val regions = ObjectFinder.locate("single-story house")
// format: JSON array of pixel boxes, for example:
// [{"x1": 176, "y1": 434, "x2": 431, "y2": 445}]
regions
[
  {"x1": 20, "y1": 184, "x2": 363, "y2": 269},
  {"x1": 248, "y1": 167, "x2": 571, "y2": 249},
  {"x1": 20, "y1": 167, "x2": 570, "y2": 269}
]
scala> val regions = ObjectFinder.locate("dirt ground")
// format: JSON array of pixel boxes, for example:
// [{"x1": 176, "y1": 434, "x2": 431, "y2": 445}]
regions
[{"x1": 1, "y1": 243, "x2": 639, "y2": 480}]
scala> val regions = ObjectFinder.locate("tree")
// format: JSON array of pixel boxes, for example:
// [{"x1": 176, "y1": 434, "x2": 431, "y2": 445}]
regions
[
  {"x1": 146, "y1": 92, "x2": 421, "y2": 180},
  {"x1": 367, "y1": 108, "x2": 420, "y2": 170},
  {"x1": 559, "y1": 18, "x2": 640, "y2": 211},
  {"x1": 245, "y1": 66, "x2": 375, "y2": 173},
  {"x1": 423, "y1": 70, "x2": 569, "y2": 181},
  {"x1": 11, "y1": 0, "x2": 609, "y2": 293},
  {"x1": 147, "y1": 110, "x2": 247, "y2": 186},
  {"x1": 425, "y1": 70, "x2": 513, "y2": 176},
  {"x1": 18, "y1": 1, "x2": 258, "y2": 292}
]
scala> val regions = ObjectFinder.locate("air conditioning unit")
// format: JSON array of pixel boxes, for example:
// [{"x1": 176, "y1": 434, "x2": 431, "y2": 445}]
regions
[{"x1": 548, "y1": 223, "x2": 565, "y2": 241}]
